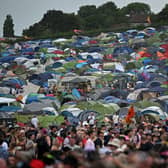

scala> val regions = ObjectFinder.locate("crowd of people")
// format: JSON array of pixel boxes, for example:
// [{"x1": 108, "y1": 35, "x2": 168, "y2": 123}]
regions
[{"x1": 0, "y1": 114, "x2": 167, "y2": 168}]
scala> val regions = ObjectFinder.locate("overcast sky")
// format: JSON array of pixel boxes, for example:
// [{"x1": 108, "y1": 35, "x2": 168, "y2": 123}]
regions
[{"x1": 0, "y1": 0, "x2": 167, "y2": 36}]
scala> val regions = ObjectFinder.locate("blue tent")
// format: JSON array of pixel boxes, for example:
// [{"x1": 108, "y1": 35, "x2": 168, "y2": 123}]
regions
[
  {"x1": 52, "y1": 62, "x2": 63, "y2": 68},
  {"x1": 72, "y1": 88, "x2": 81, "y2": 99},
  {"x1": 61, "y1": 111, "x2": 74, "y2": 117},
  {"x1": 88, "y1": 47, "x2": 104, "y2": 53},
  {"x1": 0, "y1": 106, "x2": 21, "y2": 112},
  {"x1": 113, "y1": 46, "x2": 133, "y2": 57},
  {"x1": 76, "y1": 62, "x2": 88, "y2": 68},
  {"x1": 65, "y1": 56, "x2": 76, "y2": 61},
  {"x1": 29, "y1": 72, "x2": 53, "y2": 86},
  {"x1": 0, "y1": 56, "x2": 18, "y2": 63},
  {"x1": 1, "y1": 52, "x2": 12, "y2": 57},
  {"x1": 21, "y1": 48, "x2": 34, "y2": 53},
  {"x1": 26, "y1": 95, "x2": 40, "y2": 104}
]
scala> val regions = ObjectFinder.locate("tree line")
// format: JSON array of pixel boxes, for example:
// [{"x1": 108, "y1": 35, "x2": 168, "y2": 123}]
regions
[{"x1": 3, "y1": 2, "x2": 168, "y2": 38}]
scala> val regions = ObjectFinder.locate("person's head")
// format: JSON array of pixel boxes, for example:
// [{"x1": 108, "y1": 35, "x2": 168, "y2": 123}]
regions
[
  {"x1": 63, "y1": 154, "x2": 78, "y2": 168},
  {"x1": 0, "y1": 158, "x2": 7, "y2": 168},
  {"x1": 87, "y1": 130, "x2": 95, "y2": 139},
  {"x1": 97, "y1": 131, "x2": 104, "y2": 139},
  {"x1": 41, "y1": 128, "x2": 48, "y2": 136},
  {"x1": 27, "y1": 133, "x2": 35, "y2": 140},
  {"x1": 7, "y1": 154, "x2": 16, "y2": 168},
  {"x1": 107, "y1": 138, "x2": 121, "y2": 150},
  {"x1": 50, "y1": 125, "x2": 57, "y2": 132}
]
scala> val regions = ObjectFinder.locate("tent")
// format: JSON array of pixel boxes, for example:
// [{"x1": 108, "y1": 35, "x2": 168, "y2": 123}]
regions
[
  {"x1": 77, "y1": 110, "x2": 99, "y2": 121},
  {"x1": 89, "y1": 88, "x2": 113, "y2": 100},
  {"x1": 60, "y1": 111, "x2": 74, "y2": 117},
  {"x1": 0, "y1": 106, "x2": 21, "y2": 112},
  {"x1": 127, "y1": 88, "x2": 148, "y2": 101},
  {"x1": 23, "y1": 98, "x2": 59, "y2": 114},
  {"x1": 140, "y1": 106, "x2": 168, "y2": 120},
  {"x1": 69, "y1": 77, "x2": 89, "y2": 83},
  {"x1": 0, "y1": 97, "x2": 16, "y2": 104}
]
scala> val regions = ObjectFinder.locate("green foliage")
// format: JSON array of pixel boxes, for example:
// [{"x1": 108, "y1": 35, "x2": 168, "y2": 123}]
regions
[
  {"x1": 158, "y1": 4, "x2": 168, "y2": 22},
  {"x1": 3, "y1": 15, "x2": 14, "y2": 37},
  {"x1": 21, "y1": 2, "x2": 168, "y2": 38},
  {"x1": 97, "y1": 1, "x2": 118, "y2": 16},
  {"x1": 122, "y1": 2, "x2": 151, "y2": 16},
  {"x1": 23, "y1": 10, "x2": 81, "y2": 38},
  {"x1": 78, "y1": 5, "x2": 97, "y2": 18}
]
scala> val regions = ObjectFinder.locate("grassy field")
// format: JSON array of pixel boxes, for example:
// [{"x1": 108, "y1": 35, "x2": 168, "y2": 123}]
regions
[{"x1": 15, "y1": 114, "x2": 64, "y2": 127}]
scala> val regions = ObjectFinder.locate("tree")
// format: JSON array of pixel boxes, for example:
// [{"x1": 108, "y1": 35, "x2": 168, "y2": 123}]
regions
[
  {"x1": 158, "y1": 4, "x2": 168, "y2": 23},
  {"x1": 122, "y1": 2, "x2": 151, "y2": 16},
  {"x1": 3, "y1": 14, "x2": 14, "y2": 37},
  {"x1": 121, "y1": 2, "x2": 151, "y2": 23},
  {"x1": 23, "y1": 10, "x2": 81, "y2": 37},
  {"x1": 97, "y1": 1, "x2": 118, "y2": 16},
  {"x1": 78, "y1": 5, "x2": 97, "y2": 18}
]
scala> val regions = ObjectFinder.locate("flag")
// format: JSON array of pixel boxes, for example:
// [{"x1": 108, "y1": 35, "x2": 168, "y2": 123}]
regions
[
  {"x1": 16, "y1": 95, "x2": 24, "y2": 104},
  {"x1": 125, "y1": 106, "x2": 135, "y2": 124},
  {"x1": 147, "y1": 16, "x2": 151, "y2": 24},
  {"x1": 73, "y1": 29, "x2": 83, "y2": 34}
]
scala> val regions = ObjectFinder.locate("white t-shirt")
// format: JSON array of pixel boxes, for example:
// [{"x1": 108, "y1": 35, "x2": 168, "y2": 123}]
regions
[
  {"x1": 31, "y1": 117, "x2": 39, "y2": 128},
  {"x1": 88, "y1": 115, "x2": 95, "y2": 125},
  {"x1": 84, "y1": 138, "x2": 95, "y2": 151},
  {"x1": 2, "y1": 142, "x2": 8, "y2": 150}
]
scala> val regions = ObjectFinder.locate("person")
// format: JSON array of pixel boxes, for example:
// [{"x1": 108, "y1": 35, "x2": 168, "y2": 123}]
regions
[
  {"x1": 36, "y1": 128, "x2": 50, "y2": 159},
  {"x1": 0, "y1": 137, "x2": 8, "y2": 160},
  {"x1": 7, "y1": 154, "x2": 17, "y2": 168},
  {"x1": 94, "y1": 131, "x2": 104, "y2": 149},
  {"x1": 25, "y1": 132, "x2": 36, "y2": 158},
  {"x1": 31, "y1": 116, "x2": 39, "y2": 129},
  {"x1": 87, "y1": 113, "x2": 95, "y2": 127},
  {"x1": 84, "y1": 130, "x2": 96, "y2": 151}
]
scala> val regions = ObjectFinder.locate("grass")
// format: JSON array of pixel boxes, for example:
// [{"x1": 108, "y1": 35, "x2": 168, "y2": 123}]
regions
[{"x1": 15, "y1": 114, "x2": 64, "y2": 127}]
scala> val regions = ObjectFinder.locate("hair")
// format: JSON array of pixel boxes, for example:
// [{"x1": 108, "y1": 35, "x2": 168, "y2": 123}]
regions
[
  {"x1": 87, "y1": 130, "x2": 93, "y2": 136},
  {"x1": 0, "y1": 137, "x2": 4, "y2": 145},
  {"x1": 63, "y1": 154, "x2": 79, "y2": 168}
]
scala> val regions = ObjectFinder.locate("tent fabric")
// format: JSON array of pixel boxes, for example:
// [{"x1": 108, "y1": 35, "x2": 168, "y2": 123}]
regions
[
  {"x1": 140, "y1": 106, "x2": 168, "y2": 119},
  {"x1": 72, "y1": 88, "x2": 81, "y2": 99},
  {"x1": 77, "y1": 110, "x2": 98, "y2": 121}
]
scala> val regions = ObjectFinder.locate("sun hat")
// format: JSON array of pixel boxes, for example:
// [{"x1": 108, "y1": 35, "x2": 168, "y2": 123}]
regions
[{"x1": 107, "y1": 138, "x2": 120, "y2": 148}]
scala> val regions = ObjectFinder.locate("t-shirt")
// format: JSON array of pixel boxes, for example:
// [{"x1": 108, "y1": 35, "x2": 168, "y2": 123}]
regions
[
  {"x1": 88, "y1": 115, "x2": 95, "y2": 125},
  {"x1": 31, "y1": 117, "x2": 39, "y2": 128},
  {"x1": 84, "y1": 138, "x2": 95, "y2": 151},
  {"x1": 0, "y1": 146, "x2": 8, "y2": 159}
]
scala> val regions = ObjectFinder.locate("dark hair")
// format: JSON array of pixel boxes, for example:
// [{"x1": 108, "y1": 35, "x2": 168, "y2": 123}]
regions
[
  {"x1": 0, "y1": 137, "x2": 4, "y2": 145},
  {"x1": 26, "y1": 132, "x2": 34, "y2": 139},
  {"x1": 87, "y1": 130, "x2": 93, "y2": 136},
  {"x1": 63, "y1": 154, "x2": 78, "y2": 168}
]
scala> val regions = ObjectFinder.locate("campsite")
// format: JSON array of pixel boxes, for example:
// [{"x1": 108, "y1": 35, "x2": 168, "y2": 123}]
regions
[{"x1": 0, "y1": 26, "x2": 168, "y2": 127}]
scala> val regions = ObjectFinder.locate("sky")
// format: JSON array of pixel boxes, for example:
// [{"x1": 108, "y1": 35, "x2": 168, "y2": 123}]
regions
[{"x1": 0, "y1": 0, "x2": 168, "y2": 36}]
